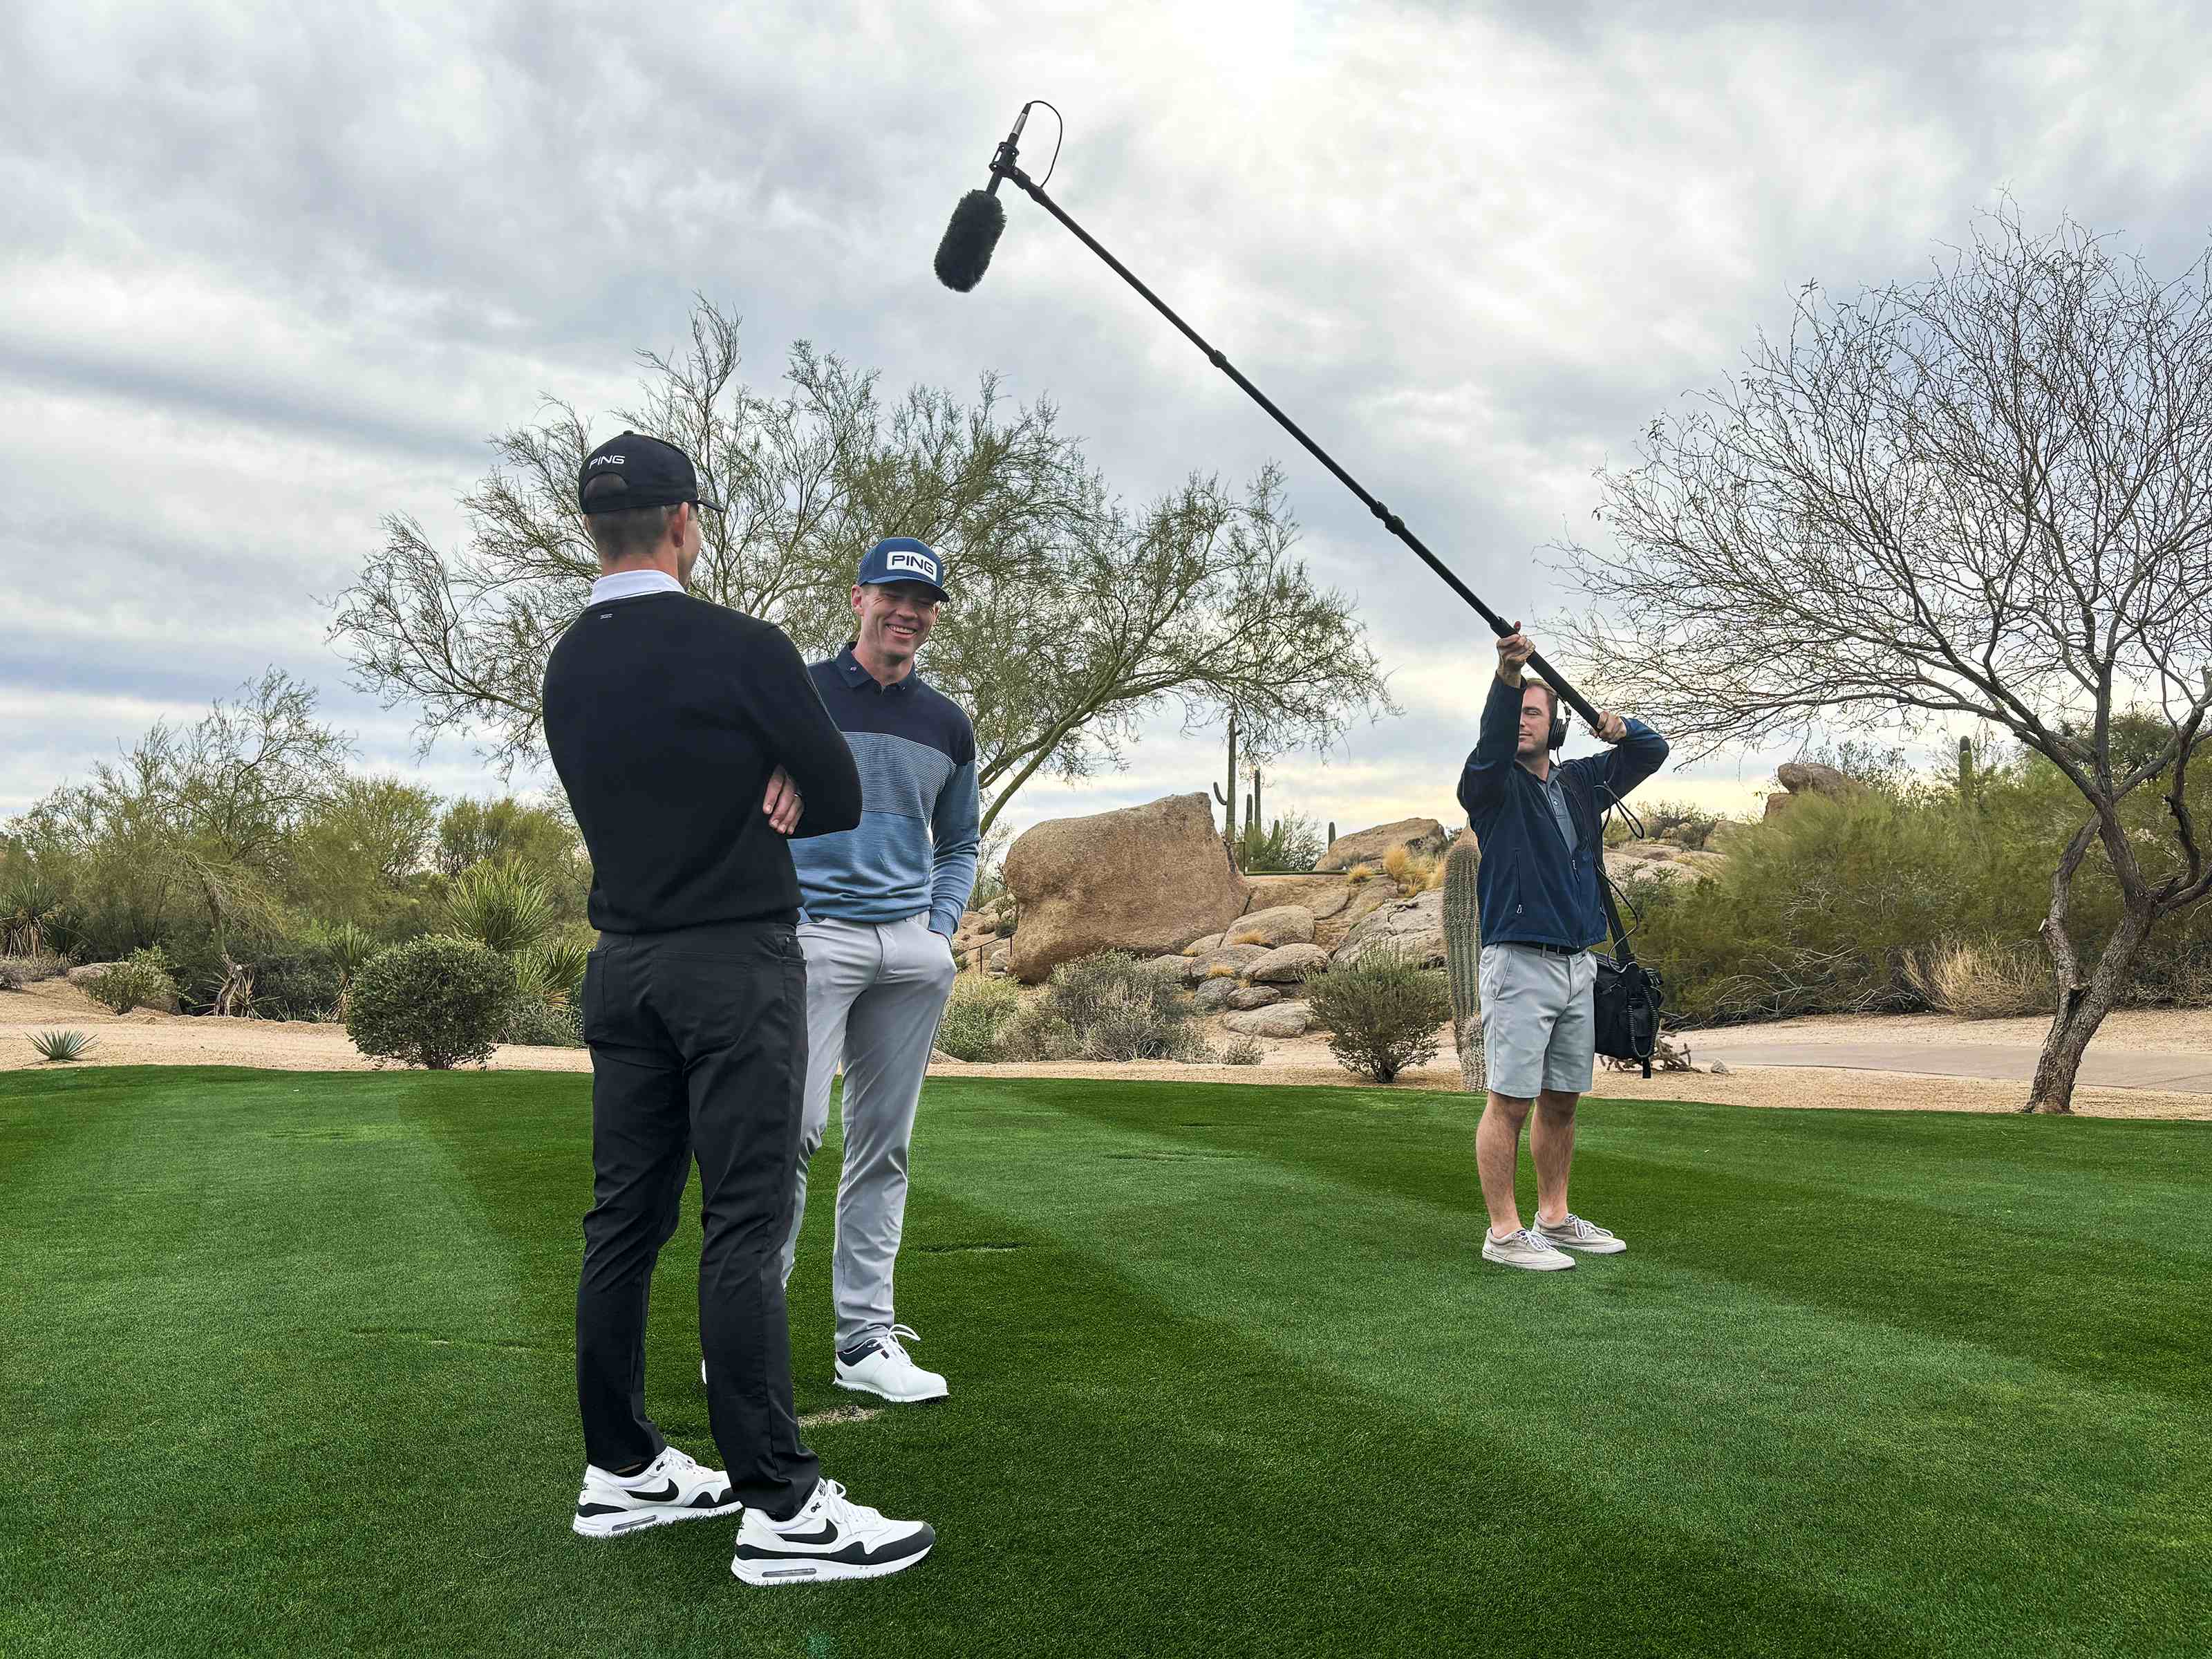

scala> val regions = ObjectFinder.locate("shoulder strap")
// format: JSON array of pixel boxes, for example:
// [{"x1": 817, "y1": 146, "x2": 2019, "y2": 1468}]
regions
[{"x1": 1600, "y1": 868, "x2": 1637, "y2": 968}]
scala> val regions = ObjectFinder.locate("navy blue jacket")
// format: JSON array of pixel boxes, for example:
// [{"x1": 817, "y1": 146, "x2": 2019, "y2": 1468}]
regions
[{"x1": 1456, "y1": 675, "x2": 1669, "y2": 949}]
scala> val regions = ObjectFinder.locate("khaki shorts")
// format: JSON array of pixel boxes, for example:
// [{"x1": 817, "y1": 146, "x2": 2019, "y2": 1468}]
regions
[{"x1": 1478, "y1": 942, "x2": 1597, "y2": 1099}]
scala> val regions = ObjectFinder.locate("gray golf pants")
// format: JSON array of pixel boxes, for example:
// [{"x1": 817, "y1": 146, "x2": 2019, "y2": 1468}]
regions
[{"x1": 781, "y1": 913, "x2": 957, "y2": 1348}]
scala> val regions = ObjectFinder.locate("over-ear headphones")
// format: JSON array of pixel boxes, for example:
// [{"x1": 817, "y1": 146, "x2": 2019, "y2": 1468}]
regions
[{"x1": 1535, "y1": 682, "x2": 1568, "y2": 751}]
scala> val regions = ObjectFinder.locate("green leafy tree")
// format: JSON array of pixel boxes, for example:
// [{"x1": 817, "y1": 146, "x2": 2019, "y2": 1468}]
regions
[
  {"x1": 12, "y1": 671, "x2": 350, "y2": 982},
  {"x1": 287, "y1": 777, "x2": 440, "y2": 935},
  {"x1": 330, "y1": 298, "x2": 1391, "y2": 836}
]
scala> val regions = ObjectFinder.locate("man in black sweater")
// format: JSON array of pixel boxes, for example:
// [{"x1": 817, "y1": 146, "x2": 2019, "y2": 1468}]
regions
[{"x1": 543, "y1": 431, "x2": 934, "y2": 1586}]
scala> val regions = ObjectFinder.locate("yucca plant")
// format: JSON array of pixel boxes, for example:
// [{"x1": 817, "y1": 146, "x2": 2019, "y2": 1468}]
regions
[
  {"x1": 514, "y1": 937, "x2": 590, "y2": 1009},
  {"x1": 30, "y1": 1029, "x2": 97, "y2": 1063},
  {"x1": 443, "y1": 861, "x2": 555, "y2": 955},
  {"x1": 2, "y1": 873, "x2": 68, "y2": 957},
  {"x1": 315, "y1": 921, "x2": 377, "y2": 986}
]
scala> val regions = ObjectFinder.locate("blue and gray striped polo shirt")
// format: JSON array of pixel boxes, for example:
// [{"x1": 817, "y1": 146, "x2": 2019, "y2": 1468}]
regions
[{"x1": 789, "y1": 644, "x2": 981, "y2": 937}]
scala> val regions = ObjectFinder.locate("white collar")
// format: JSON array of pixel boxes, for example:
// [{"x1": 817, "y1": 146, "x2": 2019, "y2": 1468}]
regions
[{"x1": 588, "y1": 570, "x2": 684, "y2": 604}]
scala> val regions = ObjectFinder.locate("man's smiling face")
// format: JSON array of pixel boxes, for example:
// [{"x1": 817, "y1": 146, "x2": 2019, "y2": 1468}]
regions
[{"x1": 852, "y1": 580, "x2": 942, "y2": 664}]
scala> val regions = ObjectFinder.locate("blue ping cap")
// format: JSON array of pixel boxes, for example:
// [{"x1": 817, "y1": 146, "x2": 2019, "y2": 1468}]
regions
[{"x1": 856, "y1": 536, "x2": 948, "y2": 599}]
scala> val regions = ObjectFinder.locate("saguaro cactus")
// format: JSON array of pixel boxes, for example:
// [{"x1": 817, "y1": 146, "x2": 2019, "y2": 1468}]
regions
[{"x1": 1443, "y1": 833, "x2": 1485, "y2": 1091}]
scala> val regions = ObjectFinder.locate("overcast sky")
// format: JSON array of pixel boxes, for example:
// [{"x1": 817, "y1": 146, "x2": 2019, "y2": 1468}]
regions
[{"x1": 6, "y1": 0, "x2": 2209, "y2": 845}]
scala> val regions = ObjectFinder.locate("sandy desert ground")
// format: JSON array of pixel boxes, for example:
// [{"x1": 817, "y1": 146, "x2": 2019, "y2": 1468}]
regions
[{"x1": 7, "y1": 973, "x2": 2209, "y2": 1119}]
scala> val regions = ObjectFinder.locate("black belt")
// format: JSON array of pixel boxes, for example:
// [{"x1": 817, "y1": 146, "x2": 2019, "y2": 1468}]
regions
[{"x1": 1517, "y1": 941, "x2": 1582, "y2": 957}]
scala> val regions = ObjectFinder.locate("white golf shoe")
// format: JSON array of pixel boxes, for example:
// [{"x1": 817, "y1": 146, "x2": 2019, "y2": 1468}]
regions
[
  {"x1": 731, "y1": 1477, "x2": 935, "y2": 1586},
  {"x1": 572, "y1": 1445, "x2": 738, "y2": 1538},
  {"x1": 1481, "y1": 1226, "x2": 1577, "y2": 1271},
  {"x1": 833, "y1": 1324, "x2": 948, "y2": 1403}
]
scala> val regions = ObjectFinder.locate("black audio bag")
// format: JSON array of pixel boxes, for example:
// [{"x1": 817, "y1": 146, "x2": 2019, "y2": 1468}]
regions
[
  {"x1": 1593, "y1": 927, "x2": 1664, "y2": 1076},
  {"x1": 1592, "y1": 797, "x2": 1665, "y2": 1078}
]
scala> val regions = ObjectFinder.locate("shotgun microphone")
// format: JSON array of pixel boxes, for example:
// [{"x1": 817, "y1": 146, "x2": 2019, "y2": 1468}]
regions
[{"x1": 933, "y1": 103, "x2": 1033, "y2": 292}]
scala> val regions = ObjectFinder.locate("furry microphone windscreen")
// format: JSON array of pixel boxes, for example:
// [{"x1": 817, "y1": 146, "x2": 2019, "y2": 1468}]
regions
[{"x1": 934, "y1": 189, "x2": 1008, "y2": 292}]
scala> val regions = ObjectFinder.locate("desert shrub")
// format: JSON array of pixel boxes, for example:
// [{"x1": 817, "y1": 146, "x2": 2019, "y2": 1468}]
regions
[
  {"x1": 1217, "y1": 1034, "x2": 1266, "y2": 1065},
  {"x1": 0, "y1": 954, "x2": 69, "y2": 991},
  {"x1": 81, "y1": 948, "x2": 180, "y2": 1015},
  {"x1": 1076, "y1": 982, "x2": 1212, "y2": 1062},
  {"x1": 996, "y1": 1002, "x2": 1080, "y2": 1061},
  {"x1": 1304, "y1": 945, "x2": 1452, "y2": 1082},
  {"x1": 1235, "y1": 811, "x2": 1325, "y2": 873},
  {"x1": 498, "y1": 995, "x2": 585, "y2": 1048},
  {"x1": 982, "y1": 951, "x2": 1210, "y2": 1062},
  {"x1": 1904, "y1": 941, "x2": 2054, "y2": 1019},
  {"x1": 934, "y1": 976, "x2": 1024, "y2": 1061},
  {"x1": 1635, "y1": 798, "x2": 1721, "y2": 850},
  {"x1": 1204, "y1": 964, "x2": 1238, "y2": 980},
  {"x1": 442, "y1": 861, "x2": 555, "y2": 955},
  {"x1": 243, "y1": 937, "x2": 346, "y2": 1022},
  {"x1": 346, "y1": 935, "x2": 516, "y2": 1070},
  {"x1": 29, "y1": 1029, "x2": 98, "y2": 1062}
]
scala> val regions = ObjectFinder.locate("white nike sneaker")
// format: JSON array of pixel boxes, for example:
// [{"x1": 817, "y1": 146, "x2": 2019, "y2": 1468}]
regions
[
  {"x1": 834, "y1": 1324, "x2": 948, "y2": 1403},
  {"x1": 731, "y1": 1477, "x2": 935, "y2": 1585},
  {"x1": 572, "y1": 1445, "x2": 738, "y2": 1538}
]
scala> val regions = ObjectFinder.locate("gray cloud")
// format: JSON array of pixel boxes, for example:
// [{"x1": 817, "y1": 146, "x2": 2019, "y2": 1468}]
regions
[{"x1": 6, "y1": 0, "x2": 2208, "y2": 832}]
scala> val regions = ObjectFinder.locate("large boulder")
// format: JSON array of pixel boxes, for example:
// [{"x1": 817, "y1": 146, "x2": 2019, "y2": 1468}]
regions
[
  {"x1": 1247, "y1": 943, "x2": 1330, "y2": 984},
  {"x1": 1191, "y1": 976, "x2": 1239, "y2": 1011},
  {"x1": 1222, "y1": 906, "x2": 1316, "y2": 949},
  {"x1": 1186, "y1": 944, "x2": 1267, "y2": 982},
  {"x1": 1317, "y1": 817, "x2": 1448, "y2": 873},
  {"x1": 1241, "y1": 872, "x2": 1358, "y2": 922},
  {"x1": 1004, "y1": 792, "x2": 1249, "y2": 982},
  {"x1": 1226, "y1": 984, "x2": 1284, "y2": 1010},
  {"x1": 1331, "y1": 889, "x2": 1447, "y2": 970},
  {"x1": 1763, "y1": 762, "x2": 1869, "y2": 821},
  {"x1": 1223, "y1": 1001, "x2": 1312, "y2": 1038}
]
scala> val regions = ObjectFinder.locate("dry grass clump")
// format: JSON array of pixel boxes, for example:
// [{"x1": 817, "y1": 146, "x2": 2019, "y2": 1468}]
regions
[
  {"x1": 1345, "y1": 863, "x2": 1376, "y2": 883},
  {"x1": 1228, "y1": 930, "x2": 1267, "y2": 947},
  {"x1": 1904, "y1": 941, "x2": 2054, "y2": 1019},
  {"x1": 1380, "y1": 845, "x2": 1445, "y2": 895},
  {"x1": 1205, "y1": 964, "x2": 1239, "y2": 980}
]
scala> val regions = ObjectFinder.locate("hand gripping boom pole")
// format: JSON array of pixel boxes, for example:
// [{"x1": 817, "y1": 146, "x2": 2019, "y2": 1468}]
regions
[{"x1": 983, "y1": 145, "x2": 1604, "y2": 731}]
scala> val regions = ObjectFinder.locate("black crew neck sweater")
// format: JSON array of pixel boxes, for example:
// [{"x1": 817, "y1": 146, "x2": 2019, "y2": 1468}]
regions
[{"x1": 542, "y1": 591, "x2": 863, "y2": 934}]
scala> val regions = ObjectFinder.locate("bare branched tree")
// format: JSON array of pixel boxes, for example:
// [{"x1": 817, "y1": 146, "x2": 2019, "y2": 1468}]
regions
[
  {"x1": 1552, "y1": 210, "x2": 2212, "y2": 1113},
  {"x1": 330, "y1": 298, "x2": 1391, "y2": 833}
]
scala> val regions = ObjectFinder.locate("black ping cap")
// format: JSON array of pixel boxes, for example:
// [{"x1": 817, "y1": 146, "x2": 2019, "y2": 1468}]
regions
[{"x1": 577, "y1": 431, "x2": 724, "y2": 514}]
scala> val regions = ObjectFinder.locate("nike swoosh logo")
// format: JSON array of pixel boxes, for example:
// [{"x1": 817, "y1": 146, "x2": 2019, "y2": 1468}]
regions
[
  {"x1": 772, "y1": 1521, "x2": 838, "y2": 1545},
  {"x1": 624, "y1": 1480, "x2": 679, "y2": 1503}
]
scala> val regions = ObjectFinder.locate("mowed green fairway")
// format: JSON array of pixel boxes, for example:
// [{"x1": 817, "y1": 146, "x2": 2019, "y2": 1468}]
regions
[{"x1": 1, "y1": 1069, "x2": 2205, "y2": 1658}]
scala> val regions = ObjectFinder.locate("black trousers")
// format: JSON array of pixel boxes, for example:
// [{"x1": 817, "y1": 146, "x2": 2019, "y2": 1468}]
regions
[{"x1": 576, "y1": 919, "x2": 821, "y2": 1517}]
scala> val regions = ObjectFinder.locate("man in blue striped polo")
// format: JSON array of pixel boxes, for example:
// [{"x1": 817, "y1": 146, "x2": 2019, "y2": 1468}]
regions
[{"x1": 783, "y1": 536, "x2": 979, "y2": 1403}]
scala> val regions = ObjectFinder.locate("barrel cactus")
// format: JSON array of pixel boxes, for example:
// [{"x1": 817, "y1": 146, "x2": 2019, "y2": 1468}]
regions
[{"x1": 1443, "y1": 833, "x2": 1485, "y2": 1091}]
